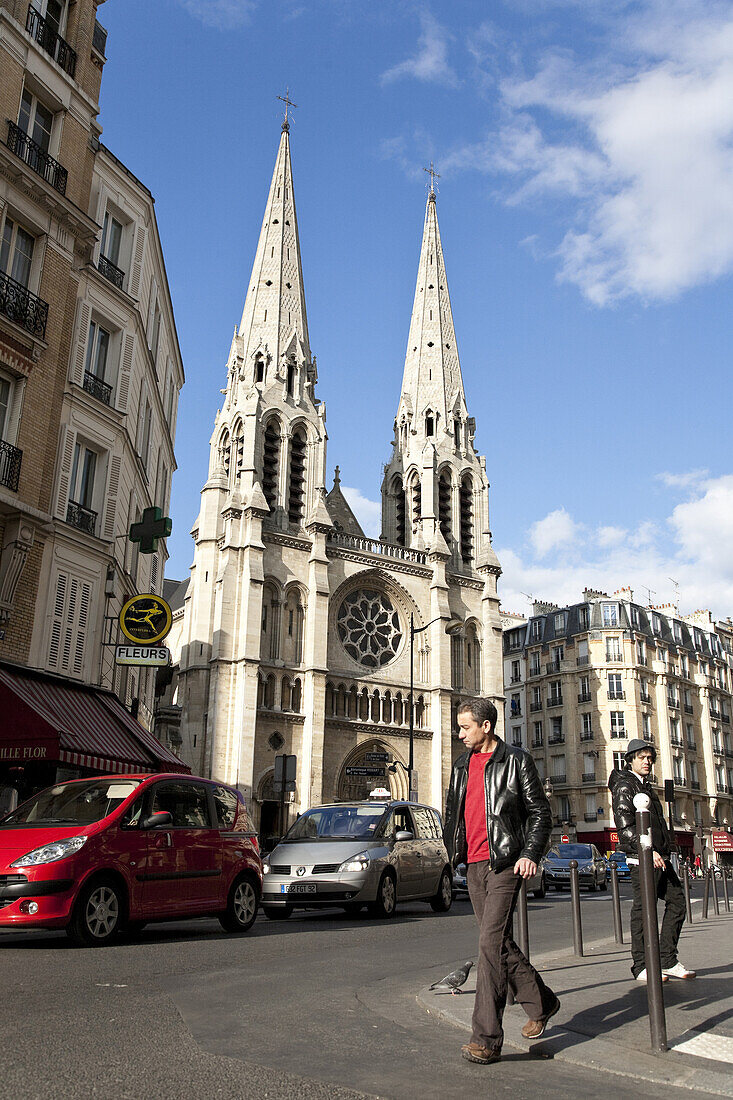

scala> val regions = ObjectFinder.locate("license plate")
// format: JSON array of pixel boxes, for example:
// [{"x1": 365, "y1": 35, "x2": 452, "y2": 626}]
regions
[{"x1": 281, "y1": 884, "x2": 316, "y2": 894}]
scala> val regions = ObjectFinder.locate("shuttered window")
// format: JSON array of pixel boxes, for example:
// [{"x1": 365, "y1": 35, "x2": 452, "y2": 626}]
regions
[{"x1": 47, "y1": 571, "x2": 94, "y2": 677}]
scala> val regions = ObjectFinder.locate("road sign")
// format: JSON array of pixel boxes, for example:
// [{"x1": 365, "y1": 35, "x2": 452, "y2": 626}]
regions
[
  {"x1": 610, "y1": 831, "x2": 619, "y2": 844},
  {"x1": 345, "y1": 766, "x2": 385, "y2": 778},
  {"x1": 129, "y1": 507, "x2": 172, "y2": 554},
  {"x1": 119, "y1": 593, "x2": 172, "y2": 644},
  {"x1": 365, "y1": 752, "x2": 390, "y2": 763},
  {"x1": 115, "y1": 645, "x2": 170, "y2": 667},
  {"x1": 711, "y1": 831, "x2": 733, "y2": 852},
  {"x1": 561, "y1": 834, "x2": 570, "y2": 844},
  {"x1": 274, "y1": 753, "x2": 297, "y2": 793}
]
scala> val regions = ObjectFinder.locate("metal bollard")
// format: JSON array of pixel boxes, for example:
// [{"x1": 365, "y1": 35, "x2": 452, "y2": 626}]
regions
[
  {"x1": 702, "y1": 870, "x2": 710, "y2": 919},
  {"x1": 517, "y1": 878, "x2": 530, "y2": 961},
  {"x1": 634, "y1": 793, "x2": 668, "y2": 1053},
  {"x1": 722, "y1": 868, "x2": 731, "y2": 913},
  {"x1": 569, "y1": 860, "x2": 584, "y2": 957},
  {"x1": 711, "y1": 869, "x2": 720, "y2": 916},
  {"x1": 681, "y1": 860, "x2": 693, "y2": 924},
  {"x1": 610, "y1": 861, "x2": 624, "y2": 944}
]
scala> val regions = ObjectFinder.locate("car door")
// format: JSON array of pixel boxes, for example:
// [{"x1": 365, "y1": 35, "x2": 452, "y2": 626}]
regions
[
  {"x1": 141, "y1": 780, "x2": 221, "y2": 916},
  {"x1": 411, "y1": 806, "x2": 443, "y2": 896},
  {"x1": 390, "y1": 806, "x2": 422, "y2": 898}
]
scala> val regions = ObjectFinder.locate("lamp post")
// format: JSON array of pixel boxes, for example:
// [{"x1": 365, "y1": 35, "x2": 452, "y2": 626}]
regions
[{"x1": 544, "y1": 776, "x2": 554, "y2": 829}]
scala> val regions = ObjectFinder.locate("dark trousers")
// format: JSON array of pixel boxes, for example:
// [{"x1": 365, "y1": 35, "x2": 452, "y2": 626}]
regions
[
  {"x1": 467, "y1": 861, "x2": 554, "y2": 1050},
  {"x1": 629, "y1": 861, "x2": 686, "y2": 977}
]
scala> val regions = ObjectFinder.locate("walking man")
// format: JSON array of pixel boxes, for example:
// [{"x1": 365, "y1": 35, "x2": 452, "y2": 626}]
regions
[
  {"x1": 609, "y1": 739, "x2": 695, "y2": 982},
  {"x1": 443, "y1": 698, "x2": 559, "y2": 1065}
]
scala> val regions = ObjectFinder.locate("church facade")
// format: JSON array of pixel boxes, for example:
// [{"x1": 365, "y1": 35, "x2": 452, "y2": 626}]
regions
[{"x1": 174, "y1": 121, "x2": 503, "y2": 834}]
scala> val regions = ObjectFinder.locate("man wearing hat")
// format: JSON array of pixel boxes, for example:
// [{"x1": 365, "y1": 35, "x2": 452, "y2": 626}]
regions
[{"x1": 609, "y1": 739, "x2": 695, "y2": 981}]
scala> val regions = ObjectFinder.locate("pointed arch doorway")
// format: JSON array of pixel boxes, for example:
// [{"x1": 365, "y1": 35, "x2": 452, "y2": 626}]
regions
[{"x1": 336, "y1": 739, "x2": 408, "y2": 802}]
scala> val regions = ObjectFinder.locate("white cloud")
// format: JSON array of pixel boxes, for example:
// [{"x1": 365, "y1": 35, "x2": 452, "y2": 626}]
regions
[
  {"x1": 341, "y1": 485, "x2": 381, "y2": 538},
  {"x1": 657, "y1": 469, "x2": 709, "y2": 490},
  {"x1": 498, "y1": 472, "x2": 733, "y2": 618},
  {"x1": 381, "y1": 13, "x2": 458, "y2": 88},
  {"x1": 529, "y1": 507, "x2": 580, "y2": 556},
  {"x1": 458, "y1": 1, "x2": 733, "y2": 303},
  {"x1": 177, "y1": 0, "x2": 256, "y2": 29}
]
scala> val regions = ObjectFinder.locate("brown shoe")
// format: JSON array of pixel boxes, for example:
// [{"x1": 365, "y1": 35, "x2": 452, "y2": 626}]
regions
[
  {"x1": 521, "y1": 995, "x2": 561, "y2": 1040},
  {"x1": 461, "y1": 1042, "x2": 501, "y2": 1064}
]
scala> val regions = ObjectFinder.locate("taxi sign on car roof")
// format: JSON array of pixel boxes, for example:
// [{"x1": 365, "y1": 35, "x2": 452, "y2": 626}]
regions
[{"x1": 368, "y1": 787, "x2": 391, "y2": 799}]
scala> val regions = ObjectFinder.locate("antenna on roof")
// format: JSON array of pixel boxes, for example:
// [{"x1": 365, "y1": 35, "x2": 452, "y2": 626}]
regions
[
  {"x1": 669, "y1": 577, "x2": 680, "y2": 613},
  {"x1": 642, "y1": 585, "x2": 656, "y2": 608}
]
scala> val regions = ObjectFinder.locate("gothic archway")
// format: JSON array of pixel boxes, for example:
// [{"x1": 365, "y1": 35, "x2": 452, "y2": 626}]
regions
[{"x1": 335, "y1": 739, "x2": 408, "y2": 802}]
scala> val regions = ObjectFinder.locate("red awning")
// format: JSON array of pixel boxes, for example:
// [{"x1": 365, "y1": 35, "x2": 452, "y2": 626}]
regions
[{"x1": 0, "y1": 662, "x2": 189, "y2": 775}]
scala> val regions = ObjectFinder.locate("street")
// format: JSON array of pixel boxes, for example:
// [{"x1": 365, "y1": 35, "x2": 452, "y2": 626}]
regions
[{"x1": 3, "y1": 880, "x2": 726, "y2": 1100}]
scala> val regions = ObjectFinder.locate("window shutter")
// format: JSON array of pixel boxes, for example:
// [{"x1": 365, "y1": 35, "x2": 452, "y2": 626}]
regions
[
  {"x1": 54, "y1": 425, "x2": 77, "y2": 520},
  {"x1": 48, "y1": 572, "x2": 93, "y2": 677},
  {"x1": 128, "y1": 224, "x2": 146, "y2": 299},
  {"x1": 117, "y1": 331, "x2": 134, "y2": 412},
  {"x1": 71, "y1": 300, "x2": 91, "y2": 387},
  {"x1": 103, "y1": 454, "x2": 122, "y2": 540},
  {"x1": 147, "y1": 279, "x2": 158, "y2": 347},
  {"x1": 72, "y1": 580, "x2": 91, "y2": 675},
  {"x1": 47, "y1": 572, "x2": 67, "y2": 669}
]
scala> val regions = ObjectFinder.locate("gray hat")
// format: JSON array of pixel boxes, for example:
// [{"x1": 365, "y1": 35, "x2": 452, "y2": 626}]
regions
[{"x1": 625, "y1": 739, "x2": 657, "y2": 762}]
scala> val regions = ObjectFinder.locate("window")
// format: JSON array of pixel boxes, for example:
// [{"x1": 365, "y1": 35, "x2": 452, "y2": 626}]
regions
[
  {"x1": 642, "y1": 712, "x2": 651, "y2": 737},
  {"x1": 652, "y1": 614, "x2": 662, "y2": 633},
  {"x1": 70, "y1": 442, "x2": 97, "y2": 511},
  {"x1": 670, "y1": 716, "x2": 680, "y2": 743},
  {"x1": 212, "y1": 785, "x2": 238, "y2": 828},
  {"x1": 557, "y1": 795, "x2": 571, "y2": 820},
  {"x1": 693, "y1": 801, "x2": 702, "y2": 824},
  {"x1": 606, "y1": 636, "x2": 621, "y2": 661},
  {"x1": 673, "y1": 756, "x2": 684, "y2": 783},
  {"x1": 582, "y1": 712, "x2": 592, "y2": 736},
  {"x1": 101, "y1": 211, "x2": 123, "y2": 267},
  {"x1": 686, "y1": 723, "x2": 695, "y2": 747},
  {"x1": 530, "y1": 653, "x2": 541, "y2": 676},
  {"x1": 150, "y1": 781, "x2": 212, "y2": 828},
  {"x1": 554, "y1": 613, "x2": 566, "y2": 632},
  {"x1": 0, "y1": 218, "x2": 34, "y2": 287},
  {"x1": 139, "y1": 400, "x2": 152, "y2": 464},
  {"x1": 511, "y1": 659, "x2": 520, "y2": 683},
  {"x1": 690, "y1": 760, "x2": 698, "y2": 784},
  {"x1": 673, "y1": 621, "x2": 682, "y2": 643},
  {"x1": 610, "y1": 711, "x2": 625, "y2": 737},
  {"x1": 551, "y1": 716, "x2": 563, "y2": 740},
  {"x1": 425, "y1": 413, "x2": 434, "y2": 436},
  {"x1": 151, "y1": 300, "x2": 162, "y2": 361},
  {"x1": 85, "y1": 320, "x2": 110, "y2": 380},
  {"x1": 630, "y1": 606, "x2": 639, "y2": 626},
  {"x1": 602, "y1": 603, "x2": 618, "y2": 626},
  {"x1": 608, "y1": 673, "x2": 623, "y2": 698},
  {"x1": 637, "y1": 641, "x2": 646, "y2": 664},
  {"x1": 580, "y1": 675, "x2": 590, "y2": 696},
  {"x1": 512, "y1": 726, "x2": 522, "y2": 746},
  {"x1": 0, "y1": 378, "x2": 10, "y2": 440},
  {"x1": 533, "y1": 721, "x2": 543, "y2": 744},
  {"x1": 18, "y1": 88, "x2": 53, "y2": 153},
  {"x1": 530, "y1": 619, "x2": 543, "y2": 642},
  {"x1": 585, "y1": 794, "x2": 597, "y2": 817},
  {"x1": 613, "y1": 751, "x2": 625, "y2": 771},
  {"x1": 532, "y1": 685, "x2": 541, "y2": 707},
  {"x1": 288, "y1": 427, "x2": 307, "y2": 524},
  {"x1": 551, "y1": 754, "x2": 566, "y2": 777},
  {"x1": 548, "y1": 680, "x2": 562, "y2": 705},
  {"x1": 578, "y1": 607, "x2": 589, "y2": 630},
  {"x1": 510, "y1": 693, "x2": 521, "y2": 717}
]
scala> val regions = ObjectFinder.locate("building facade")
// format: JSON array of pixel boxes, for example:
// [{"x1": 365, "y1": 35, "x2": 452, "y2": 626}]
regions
[
  {"x1": 0, "y1": 1, "x2": 183, "y2": 729},
  {"x1": 174, "y1": 121, "x2": 503, "y2": 834},
  {"x1": 503, "y1": 590, "x2": 733, "y2": 860}
]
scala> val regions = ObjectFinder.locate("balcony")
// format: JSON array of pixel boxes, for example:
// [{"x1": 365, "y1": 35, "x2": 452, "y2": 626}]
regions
[
  {"x1": 687, "y1": 740, "x2": 696, "y2": 751},
  {"x1": 684, "y1": 703, "x2": 694, "y2": 714},
  {"x1": 637, "y1": 655, "x2": 648, "y2": 667},
  {"x1": 83, "y1": 370, "x2": 112, "y2": 406},
  {"x1": 6, "y1": 121, "x2": 67, "y2": 196},
  {"x1": 66, "y1": 500, "x2": 97, "y2": 535},
  {"x1": 576, "y1": 655, "x2": 589, "y2": 667},
  {"x1": 674, "y1": 778, "x2": 686, "y2": 788},
  {"x1": 551, "y1": 774, "x2": 567, "y2": 784},
  {"x1": 584, "y1": 813, "x2": 598, "y2": 822},
  {"x1": 578, "y1": 692, "x2": 592, "y2": 703},
  {"x1": 582, "y1": 773, "x2": 596, "y2": 783},
  {"x1": 713, "y1": 745, "x2": 724, "y2": 756},
  {"x1": 97, "y1": 254, "x2": 125, "y2": 290},
  {"x1": 528, "y1": 666, "x2": 542, "y2": 679},
  {"x1": 607, "y1": 691, "x2": 625, "y2": 700},
  {"x1": 691, "y1": 780, "x2": 700, "y2": 790},
  {"x1": 640, "y1": 693, "x2": 652, "y2": 704},
  {"x1": 531, "y1": 738, "x2": 543, "y2": 748},
  {"x1": 723, "y1": 714, "x2": 731, "y2": 724},
  {"x1": 547, "y1": 696, "x2": 563, "y2": 708},
  {"x1": 545, "y1": 661, "x2": 562, "y2": 674},
  {"x1": 0, "y1": 439, "x2": 22, "y2": 492},
  {"x1": 710, "y1": 708, "x2": 721, "y2": 719},
  {"x1": 605, "y1": 653, "x2": 623, "y2": 664},
  {"x1": 0, "y1": 270, "x2": 48, "y2": 339},
  {"x1": 580, "y1": 731, "x2": 594, "y2": 741},
  {"x1": 509, "y1": 707, "x2": 522, "y2": 719},
  {"x1": 26, "y1": 4, "x2": 77, "y2": 77},
  {"x1": 670, "y1": 737, "x2": 683, "y2": 747},
  {"x1": 668, "y1": 699, "x2": 680, "y2": 710},
  {"x1": 548, "y1": 735, "x2": 565, "y2": 746},
  {"x1": 529, "y1": 701, "x2": 543, "y2": 713},
  {"x1": 716, "y1": 783, "x2": 730, "y2": 794},
  {"x1": 92, "y1": 19, "x2": 107, "y2": 56}
]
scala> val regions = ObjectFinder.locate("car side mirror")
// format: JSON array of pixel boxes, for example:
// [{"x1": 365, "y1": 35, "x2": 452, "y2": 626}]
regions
[
  {"x1": 395, "y1": 829, "x2": 414, "y2": 842},
  {"x1": 141, "y1": 810, "x2": 173, "y2": 829}
]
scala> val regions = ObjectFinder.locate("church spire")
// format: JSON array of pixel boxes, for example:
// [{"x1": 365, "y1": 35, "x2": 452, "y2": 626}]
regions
[
  {"x1": 237, "y1": 120, "x2": 311, "y2": 373},
  {"x1": 397, "y1": 187, "x2": 467, "y2": 437}
]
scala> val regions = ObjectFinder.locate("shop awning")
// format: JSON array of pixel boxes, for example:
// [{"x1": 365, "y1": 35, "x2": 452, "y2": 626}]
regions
[{"x1": 0, "y1": 662, "x2": 189, "y2": 775}]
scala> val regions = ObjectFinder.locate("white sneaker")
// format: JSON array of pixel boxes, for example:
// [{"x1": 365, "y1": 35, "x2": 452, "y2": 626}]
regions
[
  {"x1": 662, "y1": 962, "x2": 696, "y2": 979},
  {"x1": 635, "y1": 969, "x2": 669, "y2": 983}
]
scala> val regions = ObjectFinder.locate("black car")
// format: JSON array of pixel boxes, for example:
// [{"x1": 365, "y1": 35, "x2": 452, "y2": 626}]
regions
[{"x1": 542, "y1": 843, "x2": 608, "y2": 892}]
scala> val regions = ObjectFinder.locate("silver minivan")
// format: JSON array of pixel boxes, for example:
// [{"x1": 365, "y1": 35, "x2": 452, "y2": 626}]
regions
[{"x1": 261, "y1": 797, "x2": 453, "y2": 920}]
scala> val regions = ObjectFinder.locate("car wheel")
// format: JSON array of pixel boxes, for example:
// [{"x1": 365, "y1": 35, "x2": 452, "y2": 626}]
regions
[
  {"x1": 533, "y1": 874, "x2": 547, "y2": 899},
  {"x1": 219, "y1": 874, "x2": 259, "y2": 933},
  {"x1": 368, "y1": 871, "x2": 397, "y2": 919},
  {"x1": 262, "y1": 904, "x2": 293, "y2": 921},
  {"x1": 430, "y1": 869, "x2": 453, "y2": 913},
  {"x1": 67, "y1": 876, "x2": 124, "y2": 947}
]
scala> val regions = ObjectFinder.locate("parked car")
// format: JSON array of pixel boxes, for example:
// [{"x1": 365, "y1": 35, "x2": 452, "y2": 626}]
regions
[
  {"x1": 453, "y1": 860, "x2": 546, "y2": 899},
  {"x1": 261, "y1": 797, "x2": 452, "y2": 919},
  {"x1": 542, "y1": 843, "x2": 608, "y2": 892},
  {"x1": 606, "y1": 851, "x2": 631, "y2": 879},
  {"x1": 0, "y1": 773, "x2": 262, "y2": 946}
]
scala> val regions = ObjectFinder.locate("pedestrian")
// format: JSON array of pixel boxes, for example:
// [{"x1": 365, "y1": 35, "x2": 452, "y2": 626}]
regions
[
  {"x1": 443, "y1": 698, "x2": 559, "y2": 1065},
  {"x1": 694, "y1": 854, "x2": 702, "y2": 878},
  {"x1": 608, "y1": 740, "x2": 696, "y2": 983}
]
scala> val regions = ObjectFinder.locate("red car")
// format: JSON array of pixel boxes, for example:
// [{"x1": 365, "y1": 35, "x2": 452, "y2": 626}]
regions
[{"x1": 0, "y1": 773, "x2": 262, "y2": 946}]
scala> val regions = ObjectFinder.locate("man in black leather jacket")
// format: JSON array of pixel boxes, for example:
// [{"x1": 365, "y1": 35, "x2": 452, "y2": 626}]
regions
[
  {"x1": 609, "y1": 739, "x2": 694, "y2": 981},
  {"x1": 442, "y1": 697, "x2": 558, "y2": 1065}
]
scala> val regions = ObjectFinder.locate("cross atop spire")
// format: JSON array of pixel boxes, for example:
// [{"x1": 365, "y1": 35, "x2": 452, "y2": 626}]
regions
[
  {"x1": 277, "y1": 87, "x2": 298, "y2": 131},
  {"x1": 424, "y1": 161, "x2": 440, "y2": 199}
]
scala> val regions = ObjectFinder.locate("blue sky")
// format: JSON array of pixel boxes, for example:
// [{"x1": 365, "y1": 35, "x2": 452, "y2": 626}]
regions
[{"x1": 99, "y1": 0, "x2": 733, "y2": 617}]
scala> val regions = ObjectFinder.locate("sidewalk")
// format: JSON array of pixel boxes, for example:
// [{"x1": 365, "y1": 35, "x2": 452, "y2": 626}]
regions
[{"x1": 417, "y1": 910, "x2": 733, "y2": 1097}]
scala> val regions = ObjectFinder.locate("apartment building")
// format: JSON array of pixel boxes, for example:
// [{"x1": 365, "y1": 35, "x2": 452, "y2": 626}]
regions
[
  {"x1": 0, "y1": 2, "x2": 183, "y2": 735},
  {"x1": 503, "y1": 589, "x2": 733, "y2": 858}
]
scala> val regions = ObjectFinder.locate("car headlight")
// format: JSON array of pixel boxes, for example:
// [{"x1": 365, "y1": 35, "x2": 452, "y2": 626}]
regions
[
  {"x1": 262, "y1": 859, "x2": 270, "y2": 874},
  {"x1": 580, "y1": 862, "x2": 594, "y2": 872},
  {"x1": 11, "y1": 836, "x2": 88, "y2": 867},
  {"x1": 338, "y1": 850, "x2": 370, "y2": 873}
]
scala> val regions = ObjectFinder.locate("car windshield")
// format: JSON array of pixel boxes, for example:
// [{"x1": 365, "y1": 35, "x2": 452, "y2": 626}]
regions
[
  {"x1": 0, "y1": 779, "x2": 143, "y2": 827},
  {"x1": 547, "y1": 844, "x2": 593, "y2": 860},
  {"x1": 284, "y1": 804, "x2": 387, "y2": 840}
]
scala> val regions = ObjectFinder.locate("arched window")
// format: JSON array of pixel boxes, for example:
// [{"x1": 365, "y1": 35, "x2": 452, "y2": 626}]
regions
[
  {"x1": 392, "y1": 475, "x2": 405, "y2": 545},
  {"x1": 292, "y1": 678, "x2": 302, "y2": 712},
  {"x1": 460, "y1": 475, "x2": 474, "y2": 564},
  {"x1": 281, "y1": 676, "x2": 293, "y2": 711},
  {"x1": 451, "y1": 633, "x2": 464, "y2": 690},
  {"x1": 425, "y1": 413, "x2": 434, "y2": 437},
  {"x1": 359, "y1": 688, "x2": 369, "y2": 722},
  {"x1": 466, "y1": 623, "x2": 481, "y2": 692},
  {"x1": 261, "y1": 581, "x2": 280, "y2": 660},
  {"x1": 326, "y1": 682, "x2": 335, "y2": 717},
  {"x1": 439, "y1": 470, "x2": 452, "y2": 541},
  {"x1": 219, "y1": 429, "x2": 231, "y2": 479},
  {"x1": 415, "y1": 695, "x2": 426, "y2": 729},
  {"x1": 288, "y1": 427, "x2": 307, "y2": 525},
  {"x1": 232, "y1": 421, "x2": 244, "y2": 483},
  {"x1": 263, "y1": 675, "x2": 275, "y2": 709},
  {"x1": 282, "y1": 586, "x2": 305, "y2": 664},
  {"x1": 370, "y1": 690, "x2": 380, "y2": 723},
  {"x1": 286, "y1": 360, "x2": 295, "y2": 396},
  {"x1": 410, "y1": 473, "x2": 421, "y2": 534},
  {"x1": 254, "y1": 355, "x2": 264, "y2": 383},
  {"x1": 262, "y1": 419, "x2": 281, "y2": 511},
  {"x1": 394, "y1": 693, "x2": 404, "y2": 726},
  {"x1": 454, "y1": 419, "x2": 461, "y2": 449}
]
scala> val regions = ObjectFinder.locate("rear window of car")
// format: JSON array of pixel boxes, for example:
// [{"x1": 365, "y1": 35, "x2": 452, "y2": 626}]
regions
[
  {"x1": 212, "y1": 785, "x2": 238, "y2": 828},
  {"x1": 610, "y1": 852, "x2": 627, "y2": 862},
  {"x1": 412, "y1": 806, "x2": 440, "y2": 839},
  {"x1": 548, "y1": 844, "x2": 593, "y2": 859},
  {"x1": 151, "y1": 781, "x2": 212, "y2": 828}
]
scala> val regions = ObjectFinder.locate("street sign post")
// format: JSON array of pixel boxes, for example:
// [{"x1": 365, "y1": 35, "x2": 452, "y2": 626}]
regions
[
  {"x1": 345, "y1": 766, "x2": 385, "y2": 778},
  {"x1": 273, "y1": 754, "x2": 297, "y2": 838},
  {"x1": 365, "y1": 752, "x2": 390, "y2": 763},
  {"x1": 115, "y1": 645, "x2": 170, "y2": 667},
  {"x1": 561, "y1": 833, "x2": 570, "y2": 844}
]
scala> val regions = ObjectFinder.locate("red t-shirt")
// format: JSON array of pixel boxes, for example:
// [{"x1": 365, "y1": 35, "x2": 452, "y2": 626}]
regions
[{"x1": 465, "y1": 749, "x2": 494, "y2": 863}]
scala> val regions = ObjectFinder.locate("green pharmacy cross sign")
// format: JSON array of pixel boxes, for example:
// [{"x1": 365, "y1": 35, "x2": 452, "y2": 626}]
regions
[{"x1": 129, "y1": 507, "x2": 172, "y2": 555}]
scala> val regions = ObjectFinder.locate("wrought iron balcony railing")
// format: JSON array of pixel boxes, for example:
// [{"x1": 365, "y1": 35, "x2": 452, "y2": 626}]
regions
[
  {"x1": 0, "y1": 270, "x2": 48, "y2": 338},
  {"x1": 66, "y1": 500, "x2": 97, "y2": 535},
  {"x1": 83, "y1": 370, "x2": 112, "y2": 405},
  {"x1": 584, "y1": 813, "x2": 598, "y2": 822},
  {"x1": 551, "y1": 773, "x2": 567, "y2": 784},
  {"x1": 578, "y1": 692, "x2": 592, "y2": 703},
  {"x1": 547, "y1": 696, "x2": 563, "y2": 708},
  {"x1": 582, "y1": 773, "x2": 596, "y2": 783},
  {"x1": 580, "y1": 731, "x2": 594, "y2": 741},
  {"x1": 548, "y1": 735, "x2": 565, "y2": 745},
  {"x1": 26, "y1": 5, "x2": 77, "y2": 77},
  {"x1": 684, "y1": 703, "x2": 694, "y2": 714},
  {"x1": 97, "y1": 253, "x2": 124, "y2": 290},
  {"x1": 6, "y1": 121, "x2": 67, "y2": 195},
  {"x1": 0, "y1": 439, "x2": 22, "y2": 492}
]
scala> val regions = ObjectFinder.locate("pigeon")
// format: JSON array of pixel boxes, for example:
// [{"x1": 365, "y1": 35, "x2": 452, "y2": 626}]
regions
[{"x1": 430, "y1": 961, "x2": 474, "y2": 995}]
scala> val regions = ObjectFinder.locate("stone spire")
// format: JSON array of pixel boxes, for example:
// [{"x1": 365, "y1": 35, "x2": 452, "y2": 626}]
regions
[
  {"x1": 237, "y1": 122, "x2": 311, "y2": 371},
  {"x1": 397, "y1": 190, "x2": 467, "y2": 435}
]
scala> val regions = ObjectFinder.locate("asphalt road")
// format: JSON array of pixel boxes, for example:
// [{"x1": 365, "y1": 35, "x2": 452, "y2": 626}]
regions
[{"x1": 1, "y1": 880, "x2": 715, "y2": 1100}]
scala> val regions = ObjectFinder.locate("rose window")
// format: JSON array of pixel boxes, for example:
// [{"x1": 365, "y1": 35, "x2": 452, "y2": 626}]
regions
[{"x1": 337, "y1": 589, "x2": 403, "y2": 668}]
